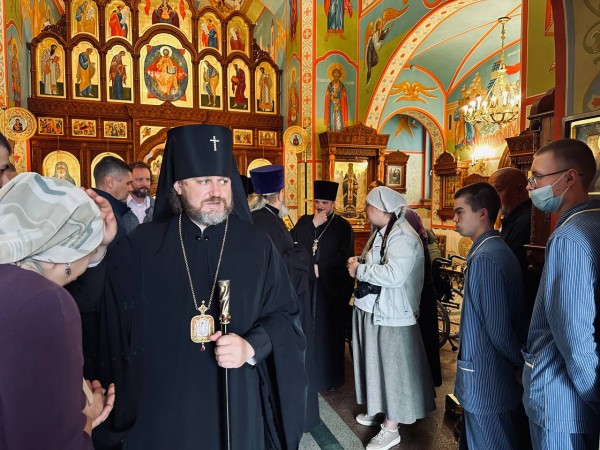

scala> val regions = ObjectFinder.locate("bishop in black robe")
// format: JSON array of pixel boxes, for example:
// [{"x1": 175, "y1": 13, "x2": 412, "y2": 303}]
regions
[
  {"x1": 292, "y1": 182, "x2": 354, "y2": 392},
  {"x1": 94, "y1": 125, "x2": 307, "y2": 450}
]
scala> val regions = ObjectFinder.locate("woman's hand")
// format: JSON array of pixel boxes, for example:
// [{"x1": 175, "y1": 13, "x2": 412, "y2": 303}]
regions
[
  {"x1": 82, "y1": 380, "x2": 116, "y2": 436},
  {"x1": 347, "y1": 258, "x2": 359, "y2": 278},
  {"x1": 85, "y1": 189, "x2": 117, "y2": 263}
]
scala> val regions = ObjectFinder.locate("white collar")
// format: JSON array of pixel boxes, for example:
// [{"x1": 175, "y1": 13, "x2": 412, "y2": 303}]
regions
[{"x1": 127, "y1": 195, "x2": 150, "y2": 209}]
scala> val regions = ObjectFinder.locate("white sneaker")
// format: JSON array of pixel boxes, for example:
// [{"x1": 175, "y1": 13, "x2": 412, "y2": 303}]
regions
[
  {"x1": 365, "y1": 424, "x2": 401, "y2": 450},
  {"x1": 356, "y1": 413, "x2": 384, "y2": 427}
]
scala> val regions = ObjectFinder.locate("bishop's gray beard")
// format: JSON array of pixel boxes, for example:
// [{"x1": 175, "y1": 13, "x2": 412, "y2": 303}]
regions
[{"x1": 181, "y1": 195, "x2": 234, "y2": 226}]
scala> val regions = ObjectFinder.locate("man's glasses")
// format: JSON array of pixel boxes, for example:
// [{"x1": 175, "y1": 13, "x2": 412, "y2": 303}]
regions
[{"x1": 527, "y1": 169, "x2": 569, "y2": 188}]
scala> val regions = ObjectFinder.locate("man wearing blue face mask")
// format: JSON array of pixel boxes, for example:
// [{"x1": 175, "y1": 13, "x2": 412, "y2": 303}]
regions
[{"x1": 523, "y1": 138, "x2": 600, "y2": 449}]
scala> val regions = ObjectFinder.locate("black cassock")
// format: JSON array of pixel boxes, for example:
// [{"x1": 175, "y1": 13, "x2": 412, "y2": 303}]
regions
[
  {"x1": 252, "y1": 205, "x2": 319, "y2": 431},
  {"x1": 291, "y1": 213, "x2": 354, "y2": 392},
  {"x1": 96, "y1": 214, "x2": 307, "y2": 450}
]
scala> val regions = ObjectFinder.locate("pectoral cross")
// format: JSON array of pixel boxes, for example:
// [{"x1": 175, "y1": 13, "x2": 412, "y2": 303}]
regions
[
  {"x1": 210, "y1": 136, "x2": 219, "y2": 151},
  {"x1": 312, "y1": 239, "x2": 318, "y2": 256}
]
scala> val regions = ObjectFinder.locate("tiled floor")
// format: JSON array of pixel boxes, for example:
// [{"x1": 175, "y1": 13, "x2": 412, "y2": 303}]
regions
[{"x1": 319, "y1": 344, "x2": 460, "y2": 450}]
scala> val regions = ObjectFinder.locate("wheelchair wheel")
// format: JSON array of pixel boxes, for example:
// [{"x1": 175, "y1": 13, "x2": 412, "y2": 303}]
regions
[{"x1": 437, "y1": 300, "x2": 450, "y2": 348}]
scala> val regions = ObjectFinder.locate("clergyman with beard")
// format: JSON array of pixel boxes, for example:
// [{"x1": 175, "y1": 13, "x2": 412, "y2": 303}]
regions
[
  {"x1": 123, "y1": 161, "x2": 155, "y2": 232},
  {"x1": 291, "y1": 180, "x2": 354, "y2": 392},
  {"x1": 92, "y1": 125, "x2": 307, "y2": 450},
  {"x1": 249, "y1": 164, "x2": 319, "y2": 431}
]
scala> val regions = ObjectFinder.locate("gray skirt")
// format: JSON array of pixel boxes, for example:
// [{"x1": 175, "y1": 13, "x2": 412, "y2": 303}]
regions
[{"x1": 352, "y1": 308, "x2": 436, "y2": 424}]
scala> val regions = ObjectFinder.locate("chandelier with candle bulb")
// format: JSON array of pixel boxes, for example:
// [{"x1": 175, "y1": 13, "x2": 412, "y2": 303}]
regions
[{"x1": 463, "y1": 17, "x2": 520, "y2": 128}]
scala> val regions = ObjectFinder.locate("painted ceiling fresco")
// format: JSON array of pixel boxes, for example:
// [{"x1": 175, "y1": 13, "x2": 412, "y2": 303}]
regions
[{"x1": 407, "y1": 0, "x2": 521, "y2": 94}]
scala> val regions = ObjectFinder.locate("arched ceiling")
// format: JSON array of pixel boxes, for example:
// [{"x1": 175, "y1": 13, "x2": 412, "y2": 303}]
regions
[
  {"x1": 366, "y1": 0, "x2": 523, "y2": 129},
  {"x1": 408, "y1": 0, "x2": 521, "y2": 95}
]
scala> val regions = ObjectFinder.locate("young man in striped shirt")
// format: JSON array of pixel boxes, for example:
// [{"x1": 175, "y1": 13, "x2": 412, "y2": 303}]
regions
[
  {"x1": 523, "y1": 139, "x2": 600, "y2": 449},
  {"x1": 453, "y1": 182, "x2": 526, "y2": 449}
]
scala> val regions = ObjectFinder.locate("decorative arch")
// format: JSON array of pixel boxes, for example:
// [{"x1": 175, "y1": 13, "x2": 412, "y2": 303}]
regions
[
  {"x1": 365, "y1": 0, "x2": 480, "y2": 129},
  {"x1": 380, "y1": 108, "x2": 445, "y2": 222},
  {"x1": 379, "y1": 108, "x2": 445, "y2": 159}
]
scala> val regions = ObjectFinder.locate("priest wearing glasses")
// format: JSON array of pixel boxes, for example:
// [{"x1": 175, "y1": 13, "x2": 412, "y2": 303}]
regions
[
  {"x1": 292, "y1": 180, "x2": 354, "y2": 392},
  {"x1": 93, "y1": 125, "x2": 307, "y2": 450}
]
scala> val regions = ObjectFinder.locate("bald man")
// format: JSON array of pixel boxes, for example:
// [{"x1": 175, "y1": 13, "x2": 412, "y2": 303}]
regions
[
  {"x1": 489, "y1": 167, "x2": 538, "y2": 345},
  {"x1": 488, "y1": 168, "x2": 536, "y2": 450}
]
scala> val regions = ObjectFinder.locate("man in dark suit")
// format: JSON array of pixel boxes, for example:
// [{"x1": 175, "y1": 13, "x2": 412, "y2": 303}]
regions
[{"x1": 489, "y1": 167, "x2": 538, "y2": 345}]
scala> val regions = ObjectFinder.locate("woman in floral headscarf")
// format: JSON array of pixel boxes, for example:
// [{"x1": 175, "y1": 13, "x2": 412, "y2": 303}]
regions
[
  {"x1": 347, "y1": 186, "x2": 436, "y2": 450},
  {"x1": 0, "y1": 172, "x2": 116, "y2": 449}
]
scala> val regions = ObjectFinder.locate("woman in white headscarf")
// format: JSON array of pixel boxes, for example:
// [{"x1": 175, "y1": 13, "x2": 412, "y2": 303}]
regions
[
  {"x1": 347, "y1": 186, "x2": 436, "y2": 450},
  {"x1": 0, "y1": 172, "x2": 116, "y2": 449}
]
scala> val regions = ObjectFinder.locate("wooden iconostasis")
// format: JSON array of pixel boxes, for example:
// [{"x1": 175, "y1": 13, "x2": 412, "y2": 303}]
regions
[{"x1": 26, "y1": 1, "x2": 283, "y2": 187}]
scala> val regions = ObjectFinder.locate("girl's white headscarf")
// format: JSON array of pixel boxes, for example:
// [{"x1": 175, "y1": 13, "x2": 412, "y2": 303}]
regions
[{"x1": 366, "y1": 186, "x2": 407, "y2": 217}]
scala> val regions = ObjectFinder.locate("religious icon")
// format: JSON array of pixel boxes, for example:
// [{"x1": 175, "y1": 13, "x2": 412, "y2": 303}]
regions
[
  {"x1": 190, "y1": 306, "x2": 214, "y2": 347},
  {"x1": 230, "y1": 25, "x2": 245, "y2": 51},
  {"x1": 333, "y1": 160, "x2": 368, "y2": 219},
  {"x1": 10, "y1": 118, "x2": 24, "y2": 133},
  {"x1": 72, "y1": 0, "x2": 97, "y2": 36},
  {"x1": 38, "y1": 117, "x2": 64, "y2": 135},
  {"x1": 256, "y1": 65, "x2": 274, "y2": 112},
  {"x1": 287, "y1": 68, "x2": 299, "y2": 126},
  {"x1": 108, "y1": 48, "x2": 132, "y2": 101},
  {"x1": 39, "y1": 41, "x2": 64, "y2": 96},
  {"x1": 72, "y1": 119, "x2": 97, "y2": 137},
  {"x1": 289, "y1": 0, "x2": 298, "y2": 41},
  {"x1": 200, "y1": 15, "x2": 220, "y2": 50},
  {"x1": 73, "y1": 44, "x2": 98, "y2": 99},
  {"x1": 324, "y1": 0, "x2": 353, "y2": 42},
  {"x1": 144, "y1": 45, "x2": 189, "y2": 102},
  {"x1": 200, "y1": 57, "x2": 221, "y2": 108},
  {"x1": 3, "y1": 108, "x2": 36, "y2": 141},
  {"x1": 53, "y1": 161, "x2": 77, "y2": 185},
  {"x1": 324, "y1": 63, "x2": 348, "y2": 132},
  {"x1": 43, "y1": 151, "x2": 81, "y2": 186},
  {"x1": 227, "y1": 19, "x2": 247, "y2": 54},
  {"x1": 232, "y1": 129, "x2": 252, "y2": 146},
  {"x1": 9, "y1": 41, "x2": 21, "y2": 107},
  {"x1": 151, "y1": 0, "x2": 179, "y2": 26},
  {"x1": 258, "y1": 131, "x2": 277, "y2": 147},
  {"x1": 229, "y1": 62, "x2": 247, "y2": 110},
  {"x1": 107, "y1": 2, "x2": 130, "y2": 39},
  {"x1": 104, "y1": 121, "x2": 128, "y2": 138},
  {"x1": 342, "y1": 162, "x2": 359, "y2": 213},
  {"x1": 364, "y1": 6, "x2": 408, "y2": 87}
]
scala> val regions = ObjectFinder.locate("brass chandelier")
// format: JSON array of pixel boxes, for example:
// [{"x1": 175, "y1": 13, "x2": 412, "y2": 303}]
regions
[{"x1": 463, "y1": 17, "x2": 520, "y2": 128}]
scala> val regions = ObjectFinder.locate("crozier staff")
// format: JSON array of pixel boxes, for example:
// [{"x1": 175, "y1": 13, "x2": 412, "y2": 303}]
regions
[
  {"x1": 96, "y1": 124, "x2": 307, "y2": 450},
  {"x1": 218, "y1": 279, "x2": 232, "y2": 450}
]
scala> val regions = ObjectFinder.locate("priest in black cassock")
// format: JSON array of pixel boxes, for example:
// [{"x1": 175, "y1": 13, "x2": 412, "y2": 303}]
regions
[
  {"x1": 95, "y1": 125, "x2": 307, "y2": 450},
  {"x1": 249, "y1": 164, "x2": 319, "y2": 431},
  {"x1": 291, "y1": 181, "x2": 354, "y2": 392}
]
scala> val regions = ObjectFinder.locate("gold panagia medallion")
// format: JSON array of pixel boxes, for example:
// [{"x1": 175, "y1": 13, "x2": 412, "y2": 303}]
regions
[{"x1": 190, "y1": 304, "x2": 214, "y2": 350}]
